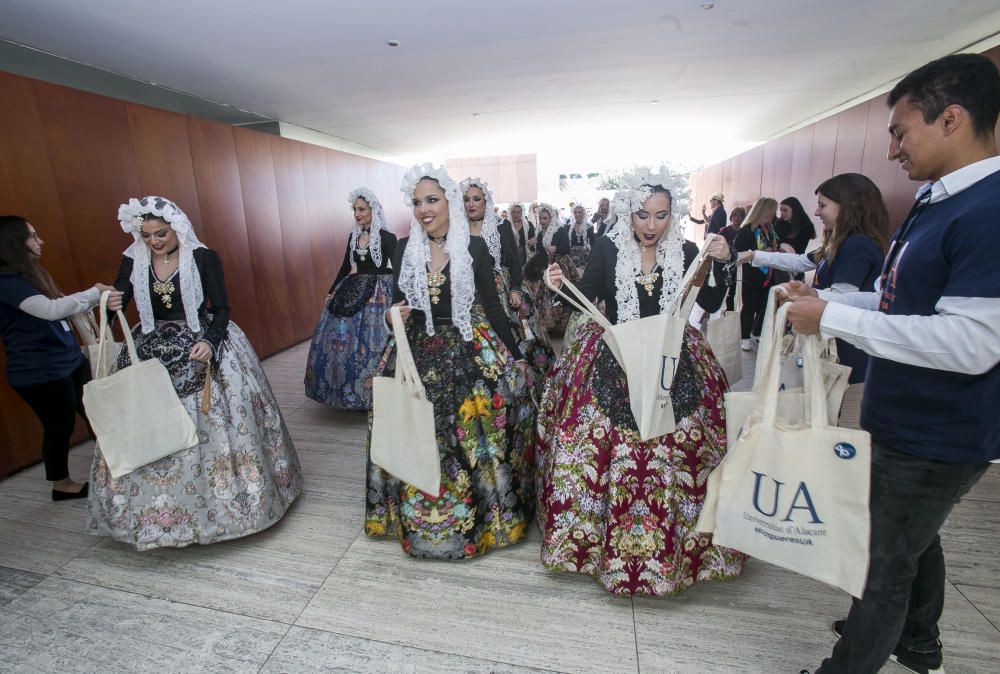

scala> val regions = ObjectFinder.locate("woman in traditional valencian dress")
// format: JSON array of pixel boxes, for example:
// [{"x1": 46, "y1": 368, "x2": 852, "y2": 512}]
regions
[
  {"x1": 535, "y1": 203, "x2": 576, "y2": 336},
  {"x1": 537, "y1": 170, "x2": 746, "y2": 596},
  {"x1": 87, "y1": 196, "x2": 302, "y2": 550},
  {"x1": 461, "y1": 178, "x2": 522, "y2": 330},
  {"x1": 568, "y1": 204, "x2": 593, "y2": 272},
  {"x1": 365, "y1": 165, "x2": 532, "y2": 559},
  {"x1": 304, "y1": 188, "x2": 397, "y2": 409}
]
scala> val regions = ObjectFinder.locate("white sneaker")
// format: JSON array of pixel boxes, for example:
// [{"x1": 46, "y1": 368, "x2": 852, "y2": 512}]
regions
[{"x1": 740, "y1": 339, "x2": 753, "y2": 351}]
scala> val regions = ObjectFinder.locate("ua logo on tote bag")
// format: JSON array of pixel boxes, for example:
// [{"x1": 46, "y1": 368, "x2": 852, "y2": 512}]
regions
[
  {"x1": 370, "y1": 306, "x2": 441, "y2": 495},
  {"x1": 546, "y1": 239, "x2": 714, "y2": 440},
  {"x1": 82, "y1": 291, "x2": 199, "y2": 479},
  {"x1": 700, "y1": 304, "x2": 871, "y2": 598}
]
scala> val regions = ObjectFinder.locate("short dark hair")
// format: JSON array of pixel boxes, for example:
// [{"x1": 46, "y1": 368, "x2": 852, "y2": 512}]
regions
[{"x1": 888, "y1": 53, "x2": 1000, "y2": 138}]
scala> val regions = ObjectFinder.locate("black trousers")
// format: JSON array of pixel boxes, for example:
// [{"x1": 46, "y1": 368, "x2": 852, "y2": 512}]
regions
[
  {"x1": 816, "y1": 443, "x2": 990, "y2": 673},
  {"x1": 12, "y1": 360, "x2": 91, "y2": 481},
  {"x1": 740, "y1": 267, "x2": 770, "y2": 339}
]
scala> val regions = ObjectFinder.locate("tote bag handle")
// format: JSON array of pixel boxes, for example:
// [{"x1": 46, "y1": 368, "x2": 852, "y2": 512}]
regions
[
  {"x1": 543, "y1": 234, "x2": 719, "y2": 329},
  {"x1": 757, "y1": 303, "x2": 829, "y2": 429},
  {"x1": 543, "y1": 271, "x2": 614, "y2": 332},
  {"x1": 95, "y1": 290, "x2": 139, "y2": 377},
  {"x1": 388, "y1": 306, "x2": 426, "y2": 398}
]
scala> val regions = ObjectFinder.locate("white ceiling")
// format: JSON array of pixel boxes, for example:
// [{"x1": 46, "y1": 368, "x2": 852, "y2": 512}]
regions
[{"x1": 2, "y1": 0, "x2": 999, "y2": 168}]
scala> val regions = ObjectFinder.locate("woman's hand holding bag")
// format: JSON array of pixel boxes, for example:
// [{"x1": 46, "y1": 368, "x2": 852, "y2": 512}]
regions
[{"x1": 82, "y1": 291, "x2": 199, "y2": 478}]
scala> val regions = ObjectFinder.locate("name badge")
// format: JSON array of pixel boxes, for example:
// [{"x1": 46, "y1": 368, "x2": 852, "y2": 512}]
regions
[{"x1": 60, "y1": 320, "x2": 72, "y2": 332}]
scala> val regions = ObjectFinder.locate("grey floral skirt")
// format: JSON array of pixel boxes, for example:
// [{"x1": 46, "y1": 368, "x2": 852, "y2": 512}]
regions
[{"x1": 85, "y1": 319, "x2": 302, "y2": 551}]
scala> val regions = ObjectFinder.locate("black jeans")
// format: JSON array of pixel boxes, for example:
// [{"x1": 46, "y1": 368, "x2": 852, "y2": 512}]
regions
[
  {"x1": 740, "y1": 269, "x2": 769, "y2": 339},
  {"x1": 816, "y1": 443, "x2": 990, "y2": 673},
  {"x1": 12, "y1": 360, "x2": 91, "y2": 481}
]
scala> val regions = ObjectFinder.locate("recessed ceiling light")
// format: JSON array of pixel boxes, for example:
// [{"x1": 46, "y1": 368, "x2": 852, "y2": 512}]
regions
[
  {"x1": 650, "y1": 100, "x2": 659, "y2": 105},
  {"x1": 472, "y1": 113, "x2": 480, "y2": 117},
  {"x1": 701, "y1": 2, "x2": 716, "y2": 9},
  {"x1": 386, "y1": 39, "x2": 401, "y2": 47}
]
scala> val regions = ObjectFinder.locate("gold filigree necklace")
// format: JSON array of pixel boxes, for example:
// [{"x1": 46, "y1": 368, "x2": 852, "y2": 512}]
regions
[
  {"x1": 636, "y1": 265, "x2": 661, "y2": 297},
  {"x1": 427, "y1": 267, "x2": 447, "y2": 304},
  {"x1": 152, "y1": 269, "x2": 179, "y2": 309}
]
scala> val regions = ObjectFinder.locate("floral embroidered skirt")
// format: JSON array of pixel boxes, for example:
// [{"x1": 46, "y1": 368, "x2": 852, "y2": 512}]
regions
[
  {"x1": 535, "y1": 320, "x2": 746, "y2": 596},
  {"x1": 365, "y1": 307, "x2": 535, "y2": 559},
  {"x1": 539, "y1": 254, "x2": 579, "y2": 336},
  {"x1": 517, "y1": 281, "x2": 556, "y2": 403},
  {"x1": 86, "y1": 319, "x2": 302, "y2": 551},
  {"x1": 304, "y1": 273, "x2": 393, "y2": 410},
  {"x1": 569, "y1": 244, "x2": 590, "y2": 275}
]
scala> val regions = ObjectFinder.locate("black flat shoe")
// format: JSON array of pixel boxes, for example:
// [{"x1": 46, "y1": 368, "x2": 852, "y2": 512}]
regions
[{"x1": 52, "y1": 482, "x2": 89, "y2": 502}]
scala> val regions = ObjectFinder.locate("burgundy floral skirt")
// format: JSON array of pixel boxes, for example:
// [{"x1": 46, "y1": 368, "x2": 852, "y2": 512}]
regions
[{"x1": 535, "y1": 320, "x2": 746, "y2": 596}]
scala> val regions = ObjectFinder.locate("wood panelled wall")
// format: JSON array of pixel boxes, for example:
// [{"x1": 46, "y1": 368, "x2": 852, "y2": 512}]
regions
[
  {"x1": 690, "y1": 45, "x2": 1000, "y2": 239},
  {"x1": 0, "y1": 70, "x2": 410, "y2": 479}
]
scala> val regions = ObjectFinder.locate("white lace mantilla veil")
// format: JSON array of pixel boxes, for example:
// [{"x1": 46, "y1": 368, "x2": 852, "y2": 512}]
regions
[
  {"x1": 537, "y1": 203, "x2": 561, "y2": 248},
  {"x1": 460, "y1": 177, "x2": 502, "y2": 271},
  {"x1": 117, "y1": 196, "x2": 207, "y2": 334},
  {"x1": 398, "y1": 164, "x2": 475, "y2": 340},
  {"x1": 347, "y1": 187, "x2": 388, "y2": 269},
  {"x1": 606, "y1": 168, "x2": 685, "y2": 324}
]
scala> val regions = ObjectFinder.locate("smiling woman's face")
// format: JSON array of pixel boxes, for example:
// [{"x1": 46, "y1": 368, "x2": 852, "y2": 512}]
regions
[
  {"x1": 140, "y1": 217, "x2": 178, "y2": 254},
  {"x1": 412, "y1": 178, "x2": 449, "y2": 237}
]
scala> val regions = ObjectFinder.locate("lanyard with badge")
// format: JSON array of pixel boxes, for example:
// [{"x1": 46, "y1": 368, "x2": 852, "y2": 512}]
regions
[{"x1": 879, "y1": 188, "x2": 933, "y2": 288}]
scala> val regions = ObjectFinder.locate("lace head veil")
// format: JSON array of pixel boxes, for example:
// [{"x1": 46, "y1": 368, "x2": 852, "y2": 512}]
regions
[
  {"x1": 348, "y1": 187, "x2": 388, "y2": 268},
  {"x1": 398, "y1": 164, "x2": 474, "y2": 340},
  {"x1": 606, "y1": 168, "x2": 685, "y2": 323},
  {"x1": 536, "y1": 202, "x2": 561, "y2": 248},
  {"x1": 460, "y1": 177, "x2": 502, "y2": 271},
  {"x1": 571, "y1": 205, "x2": 592, "y2": 252},
  {"x1": 117, "y1": 196, "x2": 207, "y2": 334}
]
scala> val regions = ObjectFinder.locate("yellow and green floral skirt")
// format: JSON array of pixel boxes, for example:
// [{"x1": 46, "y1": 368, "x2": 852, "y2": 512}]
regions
[{"x1": 365, "y1": 306, "x2": 534, "y2": 559}]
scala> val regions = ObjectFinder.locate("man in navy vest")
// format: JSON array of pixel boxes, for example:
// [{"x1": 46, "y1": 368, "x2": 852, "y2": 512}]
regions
[{"x1": 783, "y1": 53, "x2": 1000, "y2": 674}]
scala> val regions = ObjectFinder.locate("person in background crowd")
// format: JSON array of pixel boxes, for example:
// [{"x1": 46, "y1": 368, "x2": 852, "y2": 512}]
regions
[
  {"x1": 776, "y1": 196, "x2": 817, "y2": 255},
  {"x1": 88, "y1": 196, "x2": 302, "y2": 550},
  {"x1": 366, "y1": 165, "x2": 532, "y2": 559},
  {"x1": 776, "y1": 197, "x2": 819, "y2": 280},
  {"x1": 719, "y1": 206, "x2": 745, "y2": 245},
  {"x1": 509, "y1": 203, "x2": 536, "y2": 265},
  {"x1": 537, "y1": 169, "x2": 744, "y2": 596},
  {"x1": 462, "y1": 177, "x2": 524, "y2": 327},
  {"x1": 499, "y1": 208, "x2": 511, "y2": 228},
  {"x1": 740, "y1": 174, "x2": 888, "y2": 384},
  {"x1": 0, "y1": 215, "x2": 121, "y2": 501},
  {"x1": 592, "y1": 197, "x2": 610, "y2": 226},
  {"x1": 304, "y1": 188, "x2": 397, "y2": 410},
  {"x1": 595, "y1": 197, "x2": 617, "y2": 237},
  {"x1": 719, "y1": 206, "x2": 746, "y2": 311},
  {"x1": 690, "y1": 192, "x2": 727, "y2": 235},
  {"x1": 535, "y1": 203, "x2": 576, "y2": 335},
  {"x1": 783, "y1": 53, "x2": 1000, "y2": 674},
  {"x1": 732, "y1": 197, "x2": 781, "y2": 349},
  {"x1": 568, "y1": 205, "x2": 593, "y2": 271}
]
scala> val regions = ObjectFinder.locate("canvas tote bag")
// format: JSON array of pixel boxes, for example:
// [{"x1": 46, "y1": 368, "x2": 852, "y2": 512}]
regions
[
  {"x1": 370, "y1": 306, "x2": 441, "y2": 495},
  {"x1": 703, "y1": 306, "x2": 871, "y2": 598},
  {"x1": 752, "y1": 286, "x2": 851, "y2": 417},
  {"x1": 82, "y1": 291, "x2": 199, "y2": 479},
  {"x1": 699, "y1": 302, "x2": 819, "y2": 532},
  {"x1": 545, "y1": 239, "x2": 714, "y2": 441},
  {"x1": 705, "y1": 264, "x2": 743, "y2": 385},
  {"x1": 70, "y1": 309, "x2": 121, "y2": 378}
]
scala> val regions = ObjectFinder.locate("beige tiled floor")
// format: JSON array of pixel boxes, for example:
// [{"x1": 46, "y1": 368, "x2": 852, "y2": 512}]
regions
[{"x1": 0, "y1": 343, "x2": 997, "y2": 673}]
